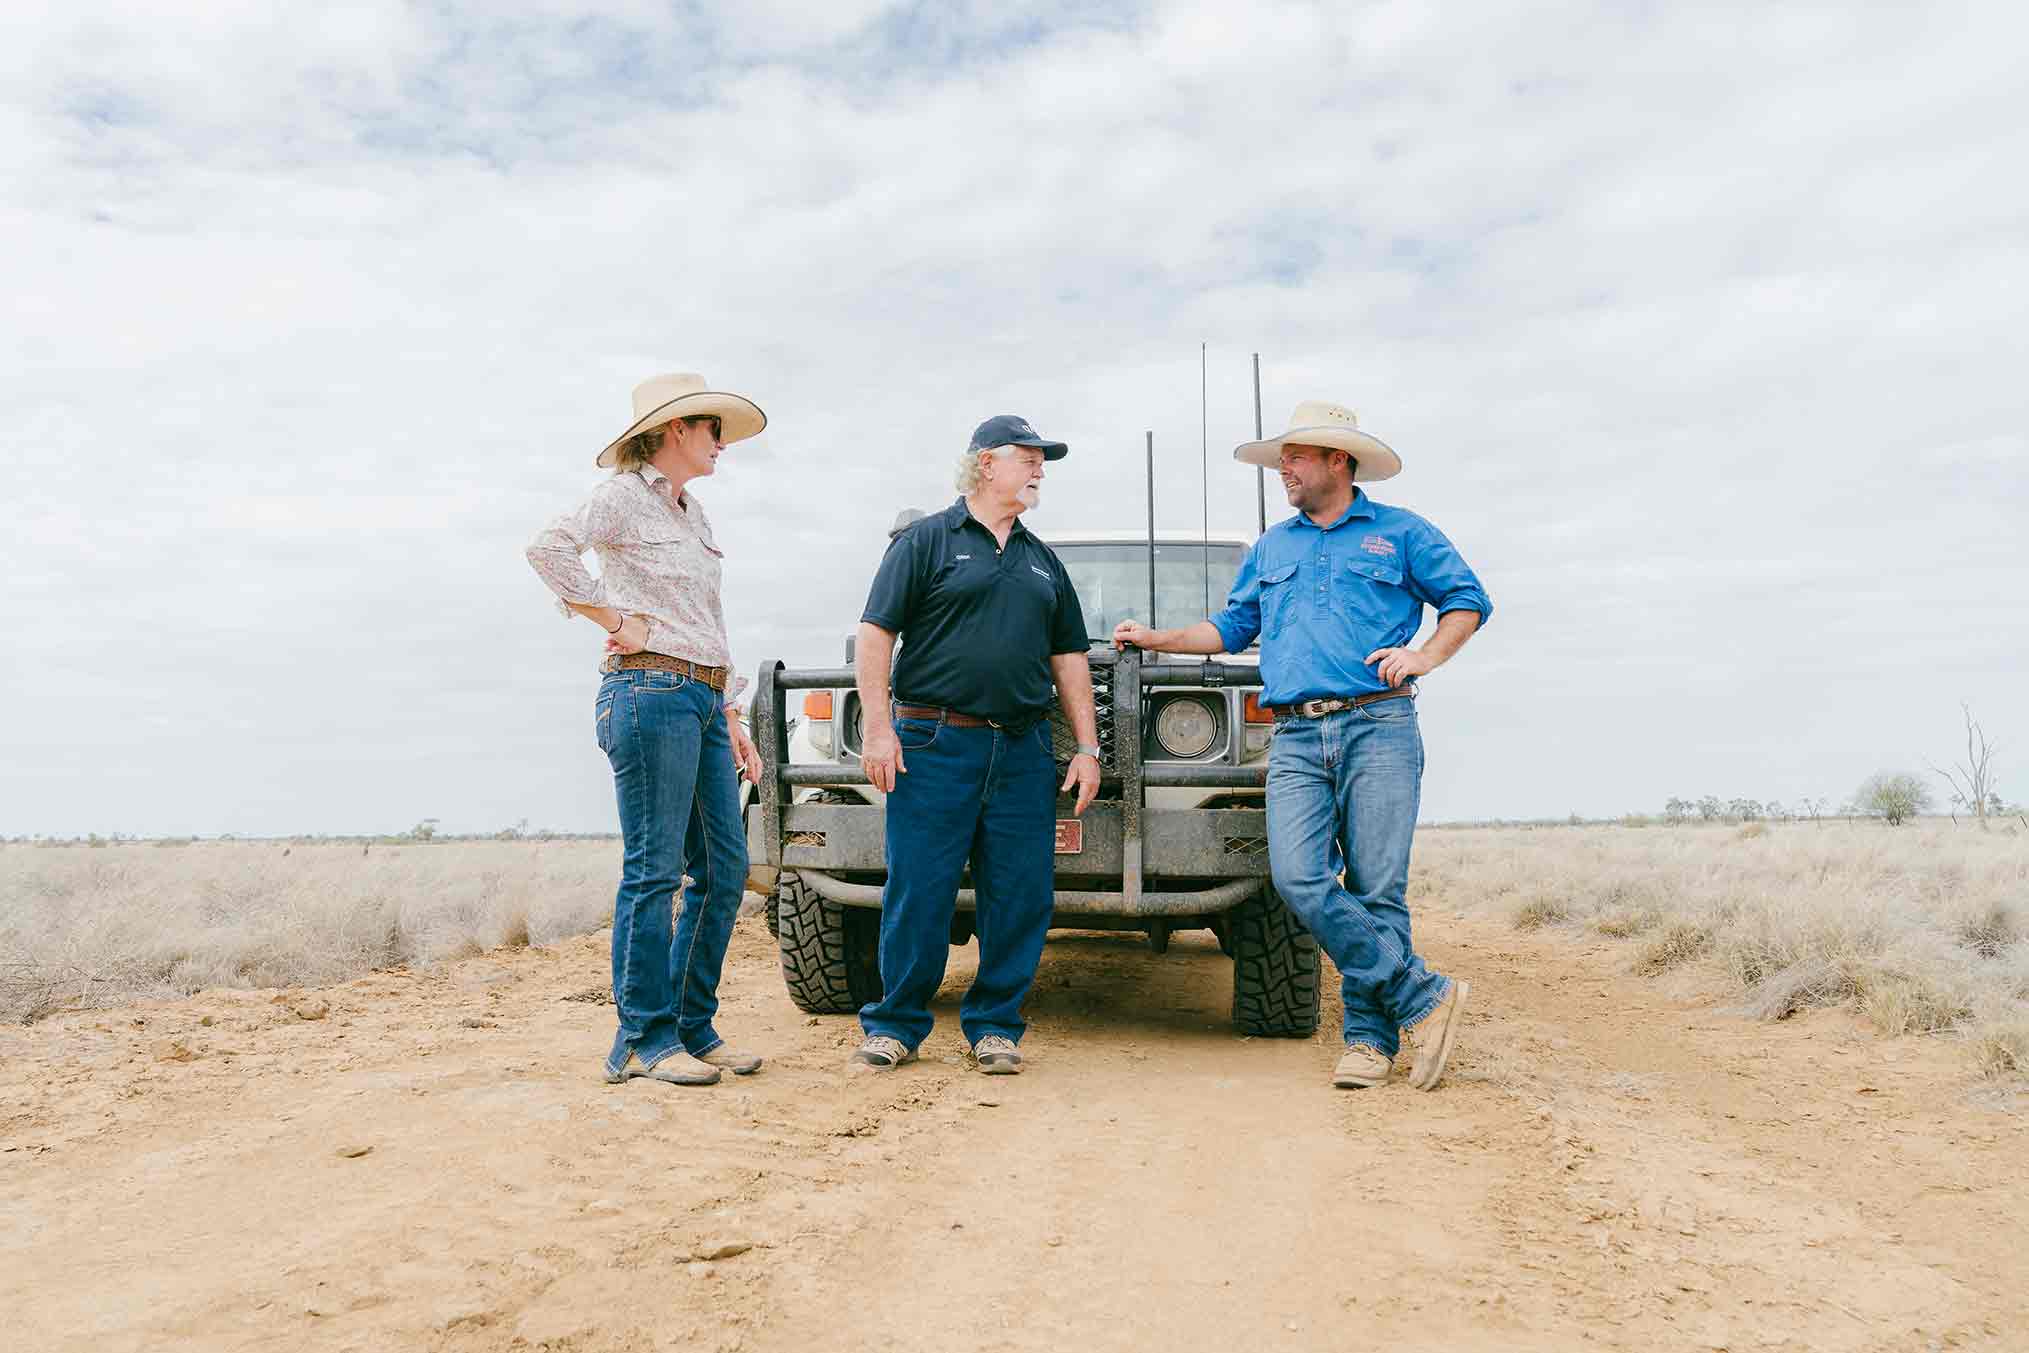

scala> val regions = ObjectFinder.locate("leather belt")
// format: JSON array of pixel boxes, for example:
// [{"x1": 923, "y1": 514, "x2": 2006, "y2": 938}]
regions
[
  {"x1": 892, "y1": 702, "x2": 992, "y2": 727},
  {"x1": 601, "y1": 652, "x2": 729, "y2": 692},
  {"x1": 1269, "y1": 688, "x2": 1415, "y2": 721}
]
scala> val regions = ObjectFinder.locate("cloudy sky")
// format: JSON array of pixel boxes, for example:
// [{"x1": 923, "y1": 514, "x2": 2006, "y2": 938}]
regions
[{"x1": 5, "y1": 1, "x2": 2024, "y2": 836}]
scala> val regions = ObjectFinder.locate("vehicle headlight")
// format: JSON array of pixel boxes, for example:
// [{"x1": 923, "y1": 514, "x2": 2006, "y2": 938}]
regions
[
  {"x1": 1153, "y1": 696, "x2": 1219, "y2": 758},
  {"x1": 849, "y1": 701, "x2": 864, "y2": 758}
]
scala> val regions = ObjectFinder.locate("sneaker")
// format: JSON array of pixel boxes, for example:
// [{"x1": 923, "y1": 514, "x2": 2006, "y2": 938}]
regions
[
  {"x1": 603, "y1": 1049, "x2": 720, "y2": 1086},
  {"x1": 1404, "y1": 979, "x2": 1470, "y2": 1091},
  {"x1": 1332, "y1": 1043, "x2": 1393, "y2": 1089},
  {"x1": 698, "y1": 1047, "x2": 763, "y2": 1076},
  {"x1": 848, "y1": 1035, "x2": 917, "y2": 1071},
  {"x1": 971, "y1": 1034, "x2": 1023, "y2": 1075}
]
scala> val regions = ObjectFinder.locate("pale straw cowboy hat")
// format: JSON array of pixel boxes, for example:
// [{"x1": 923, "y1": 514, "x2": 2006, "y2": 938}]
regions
[
  {"x1": 1232, "y1": 400, "x2": 1402, "y2": 482},
  {"x1": 594, "y1": 372, "x2": 768, "y2": 468}
]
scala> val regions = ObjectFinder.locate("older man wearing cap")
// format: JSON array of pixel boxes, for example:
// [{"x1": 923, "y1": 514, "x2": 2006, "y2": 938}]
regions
[
  {"x1": 849, "y1": 415, "x2": 1102, "y2": 1075},
  {"x1": 1113, "y1": 401, "x2": 1491, "y2": 1091}
]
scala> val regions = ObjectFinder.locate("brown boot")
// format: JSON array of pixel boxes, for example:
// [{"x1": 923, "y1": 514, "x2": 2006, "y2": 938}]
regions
[
  {"x1": 1405, "y1": 979, "x2": 1470, "y2": 1091},
  {"x1": 1332, "y1": 1043, "x2": 1393, "y2": 1089}
]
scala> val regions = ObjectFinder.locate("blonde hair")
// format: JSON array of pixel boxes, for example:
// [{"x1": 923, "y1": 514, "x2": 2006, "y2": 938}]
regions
[
  {"x1": 955, "y1": 444, "x2": 1018, "y2": 494},
  {"x1": 612, "y1": 422, "x2": 668, "y2": 474}
]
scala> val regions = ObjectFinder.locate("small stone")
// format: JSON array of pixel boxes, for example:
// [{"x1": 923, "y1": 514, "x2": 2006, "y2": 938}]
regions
[
  {"x1": 291, "y1": 999, "x2": 330, "y2": 1021},
  {"x1": 704, "y1": 1242, "x2": 753, "y2": 1261},
  {"x1": 1045, "y1": 1235, "x2": 1063, "y2": 1248},
  {"x1": 688, "y1": 1262, "x2": 718, "y2": 1279},
  {"x1": 199, "y1": 1015, "x2": 215, "y2": 1027},
  {"x1": 152, "y1": 1039, "x2": 197, "y2": 1063},
  {"x1": 976, "y1": 1097, "x2": 1001, "y2": 1108},
  {"x1": 335, "y1": 1144, "x2": 373, "y2": 1159},
  {"x1": 584, "y1": 1198, "x2": 622, "y2": 1216},
  {"x1": 459, "y1": 1017, "x2": 495, "y2": 1029}
]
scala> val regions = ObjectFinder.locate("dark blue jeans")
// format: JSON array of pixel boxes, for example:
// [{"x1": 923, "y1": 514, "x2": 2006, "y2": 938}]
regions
[
  {"x1": 596, "y1": 669, "x2": 748, "y2": 1076},
  {"x1": 1265, "y1": 701, "x2": 1451, "y2": 1055},
  {"x1": 860, "y1": 716, "x2": 1056, "y2": 1050}
]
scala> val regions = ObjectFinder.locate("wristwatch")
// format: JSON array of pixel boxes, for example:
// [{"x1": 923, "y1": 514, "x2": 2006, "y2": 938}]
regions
[{"x1": 1075, "y1": 743, "x2": 1102, "y2": 759}]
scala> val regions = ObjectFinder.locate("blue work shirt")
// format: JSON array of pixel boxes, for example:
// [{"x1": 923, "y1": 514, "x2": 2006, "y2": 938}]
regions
[{"x1": 1209, "y1": 492, "x2": 1492, "y2": 707}]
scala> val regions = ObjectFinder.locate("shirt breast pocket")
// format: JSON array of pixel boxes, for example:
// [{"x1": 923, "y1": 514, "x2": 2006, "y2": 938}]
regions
[
  {"x1": 1257, "y1": 564, "x2": 1300, "y2": 639},
  {"x1": 1340, "y1": 555, "x2": 1407, "y2": 627}
]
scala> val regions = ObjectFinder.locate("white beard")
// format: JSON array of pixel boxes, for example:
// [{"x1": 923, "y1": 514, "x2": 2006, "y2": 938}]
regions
[{"x1": 1017, "y1": 484, "x2": 1041, "y2": 511}]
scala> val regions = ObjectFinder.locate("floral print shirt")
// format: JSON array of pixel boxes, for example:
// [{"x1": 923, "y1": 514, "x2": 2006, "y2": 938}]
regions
[{"x1": 526, "y1": 465, "x2": 747, "y2": 704}]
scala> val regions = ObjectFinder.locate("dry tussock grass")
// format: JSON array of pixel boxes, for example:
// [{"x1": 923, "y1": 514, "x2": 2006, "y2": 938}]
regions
[
  {"x1": 0, "y1": 842, "x2": 617, "y2": 1022},
  {"x1": 1417, "y1": 822, "x2": 2029, "y2": 1067}
]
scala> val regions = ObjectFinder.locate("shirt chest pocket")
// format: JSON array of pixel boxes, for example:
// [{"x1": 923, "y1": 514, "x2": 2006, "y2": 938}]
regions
[
  {"x1": 1339, "y1": 555, "x2": 1406, "y2": 624},
  {"x1": 1257, "y1": 564, "x2": 1300, "y2": 639}
]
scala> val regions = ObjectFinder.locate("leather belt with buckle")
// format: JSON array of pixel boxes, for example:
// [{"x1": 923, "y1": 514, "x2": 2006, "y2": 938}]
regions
[
  {"x1": 601, "y1": 652, "x2": 729, "y2": 692},
  {"x1": 892, "y1": 702, "x2": 992, "y2": 727},
  {"x1": 1270, "y1": 688, "x2": 1415, "y2": 721}
]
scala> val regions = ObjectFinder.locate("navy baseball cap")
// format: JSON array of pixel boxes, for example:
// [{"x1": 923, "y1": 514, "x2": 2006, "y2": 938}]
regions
[{"x1": 968, "y1": 414, "x2": 1068, "y2": 460}]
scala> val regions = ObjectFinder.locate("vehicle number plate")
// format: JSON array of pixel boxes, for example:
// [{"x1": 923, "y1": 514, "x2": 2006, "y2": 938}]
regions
[{"x1": 1054, "y1": 820, "x2": 1084, "y2": 855}]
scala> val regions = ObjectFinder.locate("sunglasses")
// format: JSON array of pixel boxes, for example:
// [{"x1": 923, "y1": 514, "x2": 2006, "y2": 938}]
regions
[{"x1": 680, "y1": 414, "x2": 723, "y2": 440}]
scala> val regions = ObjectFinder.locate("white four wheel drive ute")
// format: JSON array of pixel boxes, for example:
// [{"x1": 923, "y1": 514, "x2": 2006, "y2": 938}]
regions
[{"x1": 743, "y1": 528, "x2": 1321, "y2": 1038}]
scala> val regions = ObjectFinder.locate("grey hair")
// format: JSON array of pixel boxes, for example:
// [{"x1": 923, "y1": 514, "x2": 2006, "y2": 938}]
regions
[{"x1": 955, "y1": 444, "x2": 1018, "y2": 494}]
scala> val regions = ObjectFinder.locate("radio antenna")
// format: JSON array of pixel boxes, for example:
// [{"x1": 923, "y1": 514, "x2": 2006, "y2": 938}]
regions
[
  {"x1": 1145, "y1": 430, "x2": 1157, "y2": 627},
  {"x1": 1200, "y1": 340, "x2": 1210, "y2": 615},
  {"x1": 1252, "y1": 352, "x2": 1266, "y2": 535}
]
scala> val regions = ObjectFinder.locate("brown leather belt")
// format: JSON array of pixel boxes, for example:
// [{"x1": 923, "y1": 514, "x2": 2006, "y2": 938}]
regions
[
  {"x1": 1269, "y1": 688, "x2": 1415, "y2": 720},
  {"x1": 892, "y1": 702, "x2": 993, "y2": 727},
  {"x1": 601, "y1": 652, "x2": 729, "y2": 692}
]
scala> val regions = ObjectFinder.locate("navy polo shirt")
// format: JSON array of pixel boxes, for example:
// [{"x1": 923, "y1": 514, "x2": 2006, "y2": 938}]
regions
[{"x1": 861, "y1": 497, "x2": 1090, "y2": 722}]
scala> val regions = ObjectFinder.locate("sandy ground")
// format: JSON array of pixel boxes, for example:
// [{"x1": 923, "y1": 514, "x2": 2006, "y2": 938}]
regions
[{"x1": 2, "y1": 902, "x2": 2025, "y2": 1353}]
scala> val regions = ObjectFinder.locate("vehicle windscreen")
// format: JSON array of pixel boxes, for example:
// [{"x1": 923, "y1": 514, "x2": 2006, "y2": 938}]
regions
[{"x1": 1052, "y1": 542, "x2": 1249, "y2": 643}]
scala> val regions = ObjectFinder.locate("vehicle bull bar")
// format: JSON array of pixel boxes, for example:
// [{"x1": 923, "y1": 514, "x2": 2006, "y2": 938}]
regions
[{"x1": 749, "y1": 649, "x2": 1269, "y2": 915}]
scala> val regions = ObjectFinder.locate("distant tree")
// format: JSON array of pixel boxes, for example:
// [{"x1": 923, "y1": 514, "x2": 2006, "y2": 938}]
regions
[
  {"x1": 1664, "y1": 797, "x2": 1692, "y2": 823},
  {"x1": 408, "y1": 818, "x2": 440, "y2": 842},
  {"x1": 1727, "y1": 798, "x2": 1762, "y2": 822},
  {"x1": 1855, "y1": 772, "x2": 1932, "y2": 826},
  {"x1": 1930, "y1": 705, "x2": 2000, "y2": 831},
  {"x1": 1693, "y1": 795, "x2": 1722, "y2": 822}
]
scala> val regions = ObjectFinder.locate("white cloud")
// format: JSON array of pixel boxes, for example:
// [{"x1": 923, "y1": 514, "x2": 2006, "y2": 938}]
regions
[{"x1": 3, "y1": 0, "x2": 2026, "y2": 834}]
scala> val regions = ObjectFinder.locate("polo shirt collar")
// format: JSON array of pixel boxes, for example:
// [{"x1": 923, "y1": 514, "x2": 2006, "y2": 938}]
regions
[
  {"x1": 945, "y1": 496, "x2": 1030, "y2": 538},
  {"x1": 1295, "y1": 490, "x2": 1376, "y2": 532}
]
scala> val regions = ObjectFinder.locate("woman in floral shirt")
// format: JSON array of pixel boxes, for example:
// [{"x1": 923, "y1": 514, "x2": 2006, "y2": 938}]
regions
[{"x1": 526, "y1": 373, "x2": 769, "y2": 1087}]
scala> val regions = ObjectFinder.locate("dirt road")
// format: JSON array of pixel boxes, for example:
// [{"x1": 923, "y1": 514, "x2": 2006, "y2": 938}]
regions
[{"x1": 2, "y1": 906, "x2": 2023, "y2": 1352}]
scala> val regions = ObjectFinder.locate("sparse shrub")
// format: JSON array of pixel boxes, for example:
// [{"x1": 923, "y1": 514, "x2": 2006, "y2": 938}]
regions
[
  {"x1": 1855, "y1": 771, "x2": 1933, "y2": 826},
  {"x1": 1736, "y1": 822, "x2": 1767, "y2": 840},
  {"x1": 1513, "y1": 891, "x2": 1570, "y2": 930},
  {"x1": 1594, "y1": 909, "x2": 1658, "y2": 938},
  {"x1": 1634, "y1": 922, "x2": 1713, "y2": 975},
  {"x1": 1971, "y1": 1021, "x2": 2029, "y2": 1077}
]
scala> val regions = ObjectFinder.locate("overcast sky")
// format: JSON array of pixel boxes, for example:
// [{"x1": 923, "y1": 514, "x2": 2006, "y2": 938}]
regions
[{"x1": 4, "y1": 1, "x2": 2025, "y2": 837}]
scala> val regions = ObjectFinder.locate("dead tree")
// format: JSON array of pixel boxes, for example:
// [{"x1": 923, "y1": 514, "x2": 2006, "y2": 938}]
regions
[{"x1": 1930, "y1": 704, "x2": 2000, "y2": 830}]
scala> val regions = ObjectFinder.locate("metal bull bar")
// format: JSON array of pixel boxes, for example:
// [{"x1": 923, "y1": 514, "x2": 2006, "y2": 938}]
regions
[{"x1": 750, "y1": 648, "x2": 1268, "y2": 916}]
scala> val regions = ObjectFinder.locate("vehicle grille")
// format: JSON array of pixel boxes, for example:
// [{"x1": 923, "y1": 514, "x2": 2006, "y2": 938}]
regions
[{"x1": 1050, "y1": 659, "x2": 1120, "y2": 775}]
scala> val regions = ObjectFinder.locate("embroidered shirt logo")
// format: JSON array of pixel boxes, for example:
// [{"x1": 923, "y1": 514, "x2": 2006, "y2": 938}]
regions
[
  {"x1": 1361, "y1": 535, "x2": 1397, "y2": 558},
  {"x1": 1030, "y1": 565, "x2": 1051, "y2": 579},
  {"x1": 956, "y1": 554, "x2": 972, "y2": 560}
]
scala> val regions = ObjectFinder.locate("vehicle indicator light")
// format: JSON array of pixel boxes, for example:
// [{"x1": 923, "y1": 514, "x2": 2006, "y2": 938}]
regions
[{"x1": 803, "y1": 691, "x2": 834, "y2": 720}]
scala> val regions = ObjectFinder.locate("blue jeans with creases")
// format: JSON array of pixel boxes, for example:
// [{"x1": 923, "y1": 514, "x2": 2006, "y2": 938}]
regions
[
  {"x1": 596, "y1": 668, "x2": 748, "y2": 1076},
  {"x1": 1265, "y1": 701, "x2": 1451, "y2": 1055},
  {"x1": 860, "y1": 716, "x2": 1056, "y2": 1050}
]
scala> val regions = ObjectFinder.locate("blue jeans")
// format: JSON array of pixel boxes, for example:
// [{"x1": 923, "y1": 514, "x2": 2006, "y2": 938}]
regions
[
  {"x1": 1265, "y1": 701, "x2": 1451, "y2": 1055},
  {"x1": 860, "y1": 716, "x2": 1057, "y2": 1050},
  {"x1": 596, "y1": 669, "x2": 748, "y2": 1076}
]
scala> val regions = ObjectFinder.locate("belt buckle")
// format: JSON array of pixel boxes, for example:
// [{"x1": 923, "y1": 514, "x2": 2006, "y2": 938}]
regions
[{"x1": 1299, "y1": 699, "x2": 1327, "y2": 718}]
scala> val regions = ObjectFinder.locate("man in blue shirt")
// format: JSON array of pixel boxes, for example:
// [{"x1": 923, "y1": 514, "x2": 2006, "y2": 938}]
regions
[{"x1": 1113, "y1": 400, "x2": 1491, "y2": 1091}]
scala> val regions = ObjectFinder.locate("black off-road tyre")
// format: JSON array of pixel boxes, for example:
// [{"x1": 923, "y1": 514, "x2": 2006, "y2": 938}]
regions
[
  {"x1": 1230, "y1": 884, "x2": 1321, "y2": 1037},
  {"x1": 776, "y1": 871, "x2": 884, "y2": 1014}
]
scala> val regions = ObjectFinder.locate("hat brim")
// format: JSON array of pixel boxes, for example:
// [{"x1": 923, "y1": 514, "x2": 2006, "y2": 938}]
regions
[
  {"x1": 595, "y1": 391, "x2": 767, "y2": 468},
  {"x1": 1005, "y1": 435, "x2": 1068, "y2": 461},
  {"x1": 1232, "y1": 426, "x2": 1401, "y2": 481}
]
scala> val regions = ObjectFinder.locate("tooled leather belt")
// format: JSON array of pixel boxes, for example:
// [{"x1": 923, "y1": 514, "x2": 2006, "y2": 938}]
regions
[
  {"x1": 891, "y1": 701, "x2": 1041, "y2": 730},
  {"x1": 601, "y1": 652, "x2": 729, "y2": 692},
  {"x1": 1268, "y1": 688, "x2": 1415, "y2": 720}
]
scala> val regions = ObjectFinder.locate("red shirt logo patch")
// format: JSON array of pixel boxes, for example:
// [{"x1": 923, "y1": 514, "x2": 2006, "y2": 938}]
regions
[{"x1": 1361, "y1": 535, "x2": 1396, "y2": 558}]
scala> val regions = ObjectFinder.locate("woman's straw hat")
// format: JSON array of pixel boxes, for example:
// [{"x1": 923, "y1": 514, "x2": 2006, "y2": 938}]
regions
[
  {"x1": 595, "y1": 372, "x2": 767, "y2": 468},
  {"x1": 1232, "y1": 400, "x2": 1401, "y2": 482}
]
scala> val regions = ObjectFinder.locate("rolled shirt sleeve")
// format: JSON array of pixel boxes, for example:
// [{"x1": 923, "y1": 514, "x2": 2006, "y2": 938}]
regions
[
  {"x1": 1207, "y1": 543, "x2": 1266, "y2": 653},
  {"x1": 525, "y1": 486, "x2": 623, "y2": 618},
  {"x1": 1402, "y1": 518, "x2": 1493, "y2": 627}
]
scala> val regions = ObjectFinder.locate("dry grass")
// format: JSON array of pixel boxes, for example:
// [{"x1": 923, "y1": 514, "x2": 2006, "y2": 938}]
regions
[
  {"x1": 0, "y1": 842, "x2": 618, "y2": 1022},
  {"x1": 1418, "y1": 822, "x2": 2029, "y2": 1064}
]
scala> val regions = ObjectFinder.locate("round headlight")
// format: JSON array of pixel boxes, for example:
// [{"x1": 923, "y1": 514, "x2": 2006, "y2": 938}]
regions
[
  {"x1": 1154, "y1": 696, "x2": 1219, "y2": 759},
  {"x1": 850, "y1": 701, "x2": 865, "y2": 755}
]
